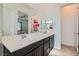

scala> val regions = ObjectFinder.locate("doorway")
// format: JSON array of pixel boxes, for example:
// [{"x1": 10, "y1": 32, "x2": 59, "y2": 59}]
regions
[{"x1": 61, "y1": 4, "x2": 78, "y2": 54}]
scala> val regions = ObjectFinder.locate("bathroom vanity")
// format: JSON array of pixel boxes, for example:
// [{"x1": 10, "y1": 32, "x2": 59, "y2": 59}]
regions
[{"x1": 2, "y1": 30, "x2": 54, "y2": 56}]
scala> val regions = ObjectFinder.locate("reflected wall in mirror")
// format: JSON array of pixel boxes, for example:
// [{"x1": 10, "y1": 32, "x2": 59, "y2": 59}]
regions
[
  {"x1": 17, "y1": 11, "x2": 28, "y2": 34},
  {"x1": 41, "y1": 19, "x2": 53, "y2": 30}
]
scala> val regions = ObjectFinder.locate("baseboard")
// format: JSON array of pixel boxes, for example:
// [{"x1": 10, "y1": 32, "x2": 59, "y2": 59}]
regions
[
  {"x1": 61, "y1": 44, "x2": 75, "y2": 48},
  {"x1": 53, "y1": 45, "x2": 61, "y2": 49}
]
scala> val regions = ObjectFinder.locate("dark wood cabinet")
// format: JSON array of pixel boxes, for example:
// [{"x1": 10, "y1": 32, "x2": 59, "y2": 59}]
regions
[
  {"x1": 4, "y1": 35, "x2": 54, "y2": 56},
  {"x1": 15, "y1": 39, "x2": 43, "y2": 56},
  {"x1": 3, "y1": 46, "x2": 16, "y2": 56},
  {"x1": 26, "y1": 45, "x2": 43, "y2": 56},
  {"x1": 43, "y1": 38, "x2": 50, "y2": 56},
  {"x1": 44, "y1": 38, "x2": 50, "y2": 51},
  {"x1": 44, "y1": 48, "x2": 50, "y2": 56},
  {"x1": 49, "y1": 35, "x2": 54, "y2": 51},
  {"x1": 25, "y1": 51, "x2": 34, "y2": 56}
]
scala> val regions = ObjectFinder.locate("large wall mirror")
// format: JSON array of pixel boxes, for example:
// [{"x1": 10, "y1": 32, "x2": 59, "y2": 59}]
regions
[{"x1": 17, "y1": 11, "x2": 28, "y2": 34}]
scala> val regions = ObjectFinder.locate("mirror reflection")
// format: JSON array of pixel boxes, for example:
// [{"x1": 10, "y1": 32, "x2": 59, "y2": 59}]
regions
[{"x1": 17, "y1": 11, "x2": 28, "y2": 34}]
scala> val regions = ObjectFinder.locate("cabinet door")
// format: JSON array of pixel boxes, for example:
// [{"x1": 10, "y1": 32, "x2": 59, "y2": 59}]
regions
[
  {"x1": 50, "y1": 35, "x2": 54, "y2": 51},
  {"x1": 26, "y1": 45, "x2": 43, "y2": 56},
  {"x1": 44, "y1": 38, "x2": 50, "y2": 51},
  {"x1": 44, "y1": 41, "x2": 49, "y2": 51},
  {"x1": 26, "y1": 51, "x2": 34, "y2": 56},
  {"x1": 50, "y1": 38, "x2": 53, "y2": 51},
  {"x1": 44, "y1": 48, "x2": 50, "y2": 56},
  {"x1": 43, "y1": 38, "x2": 50, "y2": 56},
  {"x1": 35, "y1": 45, "x2": 43, "y2": 56}
]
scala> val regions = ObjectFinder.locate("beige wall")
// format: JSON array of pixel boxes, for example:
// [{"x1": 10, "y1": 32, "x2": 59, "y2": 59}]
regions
[{"x1": 61, "y1": 4, "x2": 78, "y2": 46}]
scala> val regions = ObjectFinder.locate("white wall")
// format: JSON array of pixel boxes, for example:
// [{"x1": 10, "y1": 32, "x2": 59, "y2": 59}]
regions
[
  {"x1": 3, "y1": 6, "x2": 15, "y2": 36},
  {"x1": 52, "y1": 4, "x2": 61, "y2": 49}
]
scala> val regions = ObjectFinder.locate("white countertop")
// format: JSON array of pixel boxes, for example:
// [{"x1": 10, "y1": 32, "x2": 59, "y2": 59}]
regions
[{"x1": 2, "y1": 29, "x2": 54, "y2": 53}]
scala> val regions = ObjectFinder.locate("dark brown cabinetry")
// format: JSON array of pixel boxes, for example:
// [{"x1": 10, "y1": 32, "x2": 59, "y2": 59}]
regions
[
  {"x1": 15, "y1": 39, "x2": 43, "y2": 56},
  {"x1": 26, "y1": 45, "x2": 43, "y2": 56},
  {"x1": 4, "y1": 35, "x2": 54, "y2": 56},
  {"x1": 49, "y1": 35, "x2": 54, "y2": 51},
  {"x1": 43, "y1": 38, "x2": 50, "y2": 56}
]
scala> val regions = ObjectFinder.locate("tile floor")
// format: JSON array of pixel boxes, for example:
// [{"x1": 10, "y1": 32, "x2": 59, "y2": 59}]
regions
[{"x1": 49, "y1": 45, "x2": 77, "y2": 56}]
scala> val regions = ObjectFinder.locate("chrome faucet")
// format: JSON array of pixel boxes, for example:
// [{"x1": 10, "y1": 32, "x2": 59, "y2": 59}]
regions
[{"x1": 21, "y1": 34, "x2": 27, "y2": 39}]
